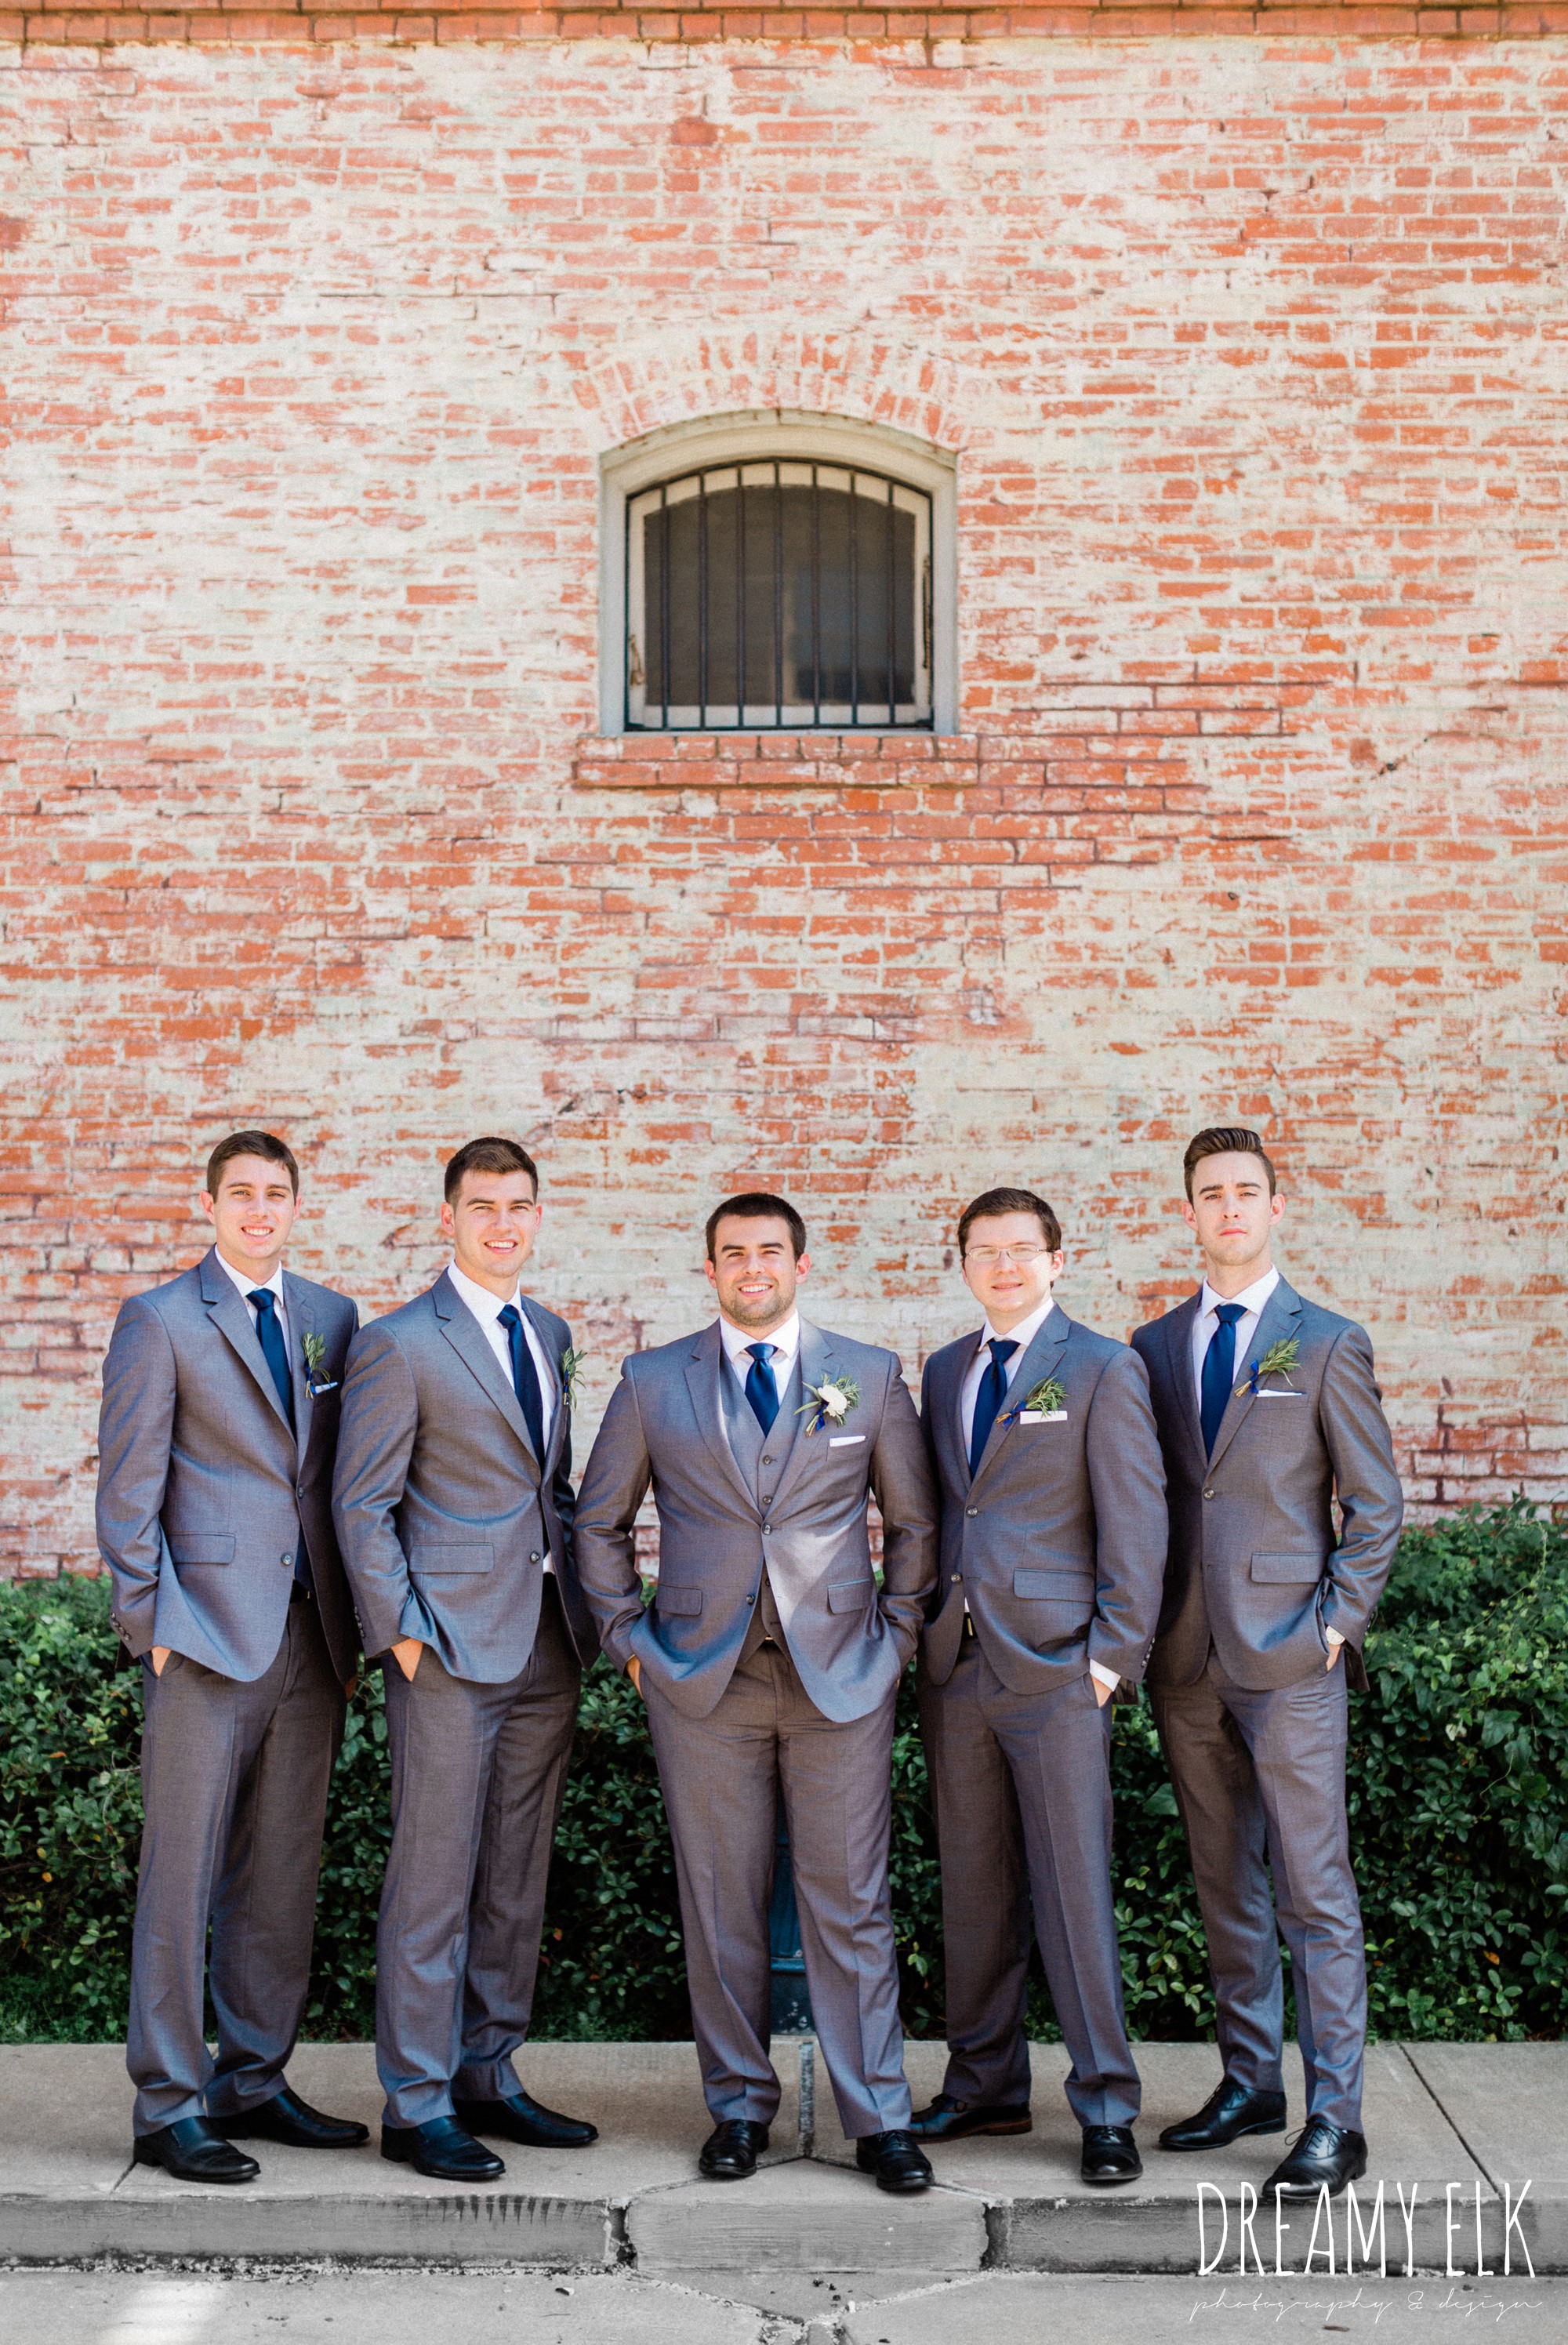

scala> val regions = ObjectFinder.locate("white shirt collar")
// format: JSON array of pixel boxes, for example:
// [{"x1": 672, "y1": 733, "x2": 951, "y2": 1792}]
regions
[
  {"x1": 978, "y1": 1294, "x2": 1055, "y2": 1357},
  {"x1": 447, "y1": 1259, "x2": 521, "y2": 1323},
  {"x1": 215, "y1": 1250, "x2": 283, "y2": 1306},
  {"x1": 718, "y1": 1310, "x2": 800, "y2": 1373},
  {"x1": 1198, "y1": 1265, "x2": 1279, "y2": 1320}
]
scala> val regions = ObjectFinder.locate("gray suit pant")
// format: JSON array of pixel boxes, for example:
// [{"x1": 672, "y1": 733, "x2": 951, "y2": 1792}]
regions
[
  {"x1": 644, "y1": 1640, "x2": 912, "y2": 2140},
  {"x1": 376, "y1": 1577, "x2": 580, "y2": 2127},
  {"x1": 1151, "y1": 1652, "x2": 1365, "y2": 2131},
  {"x1": 918, "y1": 1637, "x2": 1141, "y2": 2127},
  {"x1": 128, "y1": 1595, "x2": 344, "y2": 2135}
]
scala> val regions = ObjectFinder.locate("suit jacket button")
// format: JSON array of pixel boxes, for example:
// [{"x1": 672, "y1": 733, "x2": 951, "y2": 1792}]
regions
[
  {"x1": 762, "y1": 1454, "x2": 773, "y2": 1465},
  {"x1": 1203, "y1": 1487, "x2": 1215, "y2": 1500},
  {"x1": 530, "y1": 1552, "x2": 541, "y2": 1564},
  {"x1": 950, "y1": 1574, "x2": 962, "y2": 1584},
  {"x1": 281, "y1": 1553, "x2": 292, "y2": 1568},
  {"x1": 966, "y1": 1507, "x2": 978, "y2": 1518},
  {"x1": 746, "y1": 1593, "x2": 755, "y2": 1606}
]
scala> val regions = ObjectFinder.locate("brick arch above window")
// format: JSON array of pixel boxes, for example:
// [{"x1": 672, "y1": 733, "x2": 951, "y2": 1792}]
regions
[{"x1": 598, "y1": 412, "x2": 958, "y2": 738}]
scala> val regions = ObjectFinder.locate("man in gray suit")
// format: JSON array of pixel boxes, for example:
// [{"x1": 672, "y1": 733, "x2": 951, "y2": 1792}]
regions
[
  {"x1": 96, "y1": 1131, "x2": 365, "y2": 2183},
  {"x1": 1133, "y1": 1127, "x2": 1403, "y2": 2199},
  {"x1": 574, "y1": 1193, "x2": 939, "y2": 2194},
  {"x1": 332, "y1": 1136, "x2": 597, "y2": 2183},
  {"x1": 912, "y1": 1187, "x2": 1167, "y2": 2185}
]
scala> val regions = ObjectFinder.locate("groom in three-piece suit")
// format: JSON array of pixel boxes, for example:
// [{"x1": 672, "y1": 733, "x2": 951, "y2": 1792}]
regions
[
  {"x1": 332, "y1": 1136, "x2": 599, "y2": 2183},
  {"x1": 574, "y1": 1192, "x2": 940, "y2": 2194},
  {"x1": 912, "y1": 1186, "x2": 1167, "y2": 2186},
  {"x1": 96, "y1": 1131, "x2": 365, "y2": 2183},
  {"x1": 1132, "y1": 1127, "x2": 1403, "y2": 2198}
]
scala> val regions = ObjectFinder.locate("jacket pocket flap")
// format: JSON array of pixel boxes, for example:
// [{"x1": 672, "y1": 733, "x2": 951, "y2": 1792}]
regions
[
  {"x1": 1250, "y1": 1552, "x2": 1325, "y2": 1584},
  {"x1": 409, "y1": 1545, "x2": 495, "y2": 1575},
  {"x1": 656, "y1": 1583, "x2": 703, "y2": 1616},
  {"x1": 168, "y1": 1535, "x2": 236, "y2": 1565},
  {"x1": 827, "y1": 1579, "x2": 875, "y2": 1613},
  {"x1": 1013, "y1": 1566, "x2": 1093, "y2": 1598}
]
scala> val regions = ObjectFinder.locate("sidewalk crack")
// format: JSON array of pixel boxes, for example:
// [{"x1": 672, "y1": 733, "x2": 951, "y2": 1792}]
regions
[{"x1": 1399, "y1": 2043, "x2": 1502, "y2": 2194}]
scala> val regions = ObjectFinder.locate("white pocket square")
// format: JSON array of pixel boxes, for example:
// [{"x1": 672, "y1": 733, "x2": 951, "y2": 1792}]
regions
[
  {"x1": 1018, "y1": 1410, "x2": 1068, "y2": 1425},
  {"x1": 828, "y1": 1433, "x2": 866, "y2": 1447},
  {"x1": 1256, "y1": 1391, "x2": 1305, "y2": 1401}
]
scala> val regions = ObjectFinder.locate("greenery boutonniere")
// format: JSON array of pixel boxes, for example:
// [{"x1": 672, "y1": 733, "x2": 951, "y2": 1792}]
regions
[
  {"x1": 1007, "y1": 1374, "x2": 1067, "y2": 1423},
  {"x1": 1236, "y1": 1336, "x2": 1301, "y2": 1397},
  {"x1": 797, "y1": 1374, "x2": 861, "y2": 1435},
  {"x1": 302, "y1": 1332, "x2": 339, "y2": 1399},
  {"x1": 561, "y1": 1345, "x2": 586, "y2": 1410}
]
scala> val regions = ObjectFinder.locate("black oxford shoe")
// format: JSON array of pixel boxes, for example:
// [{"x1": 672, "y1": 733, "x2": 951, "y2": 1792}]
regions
[
  {"x1": 1263, "y1": 2119, "x2": 1368, "y2": 2200},
  {"x1": 1081, "y1": 2125, "x2": 1142, "y2": 2185},
  {"x1": 215, "y1": 2086, "x2": 369, "y2": 2150},
  {"x1": 855, "y1": 2129, "x2": 934, "y2": 2194},
  {"x1": 380, "y1": 2115, "x2": 505, "y2": 2183},
  {"x1": 1159, "y1": 2079, "x2": 1288, "y2": 2153},
  {"x1": 699, "y1": 2119, "x2": 770, "y2": 2180},
  {"x1": 132, "y1": 2118, "x2": 260, "y2": 2185},
  {"x1": 453, "y1": 2089, "x2": 598, "y2": 2150},
  {"x1": 910, "y1": 2093, "x2": 1033, "y2": 2143}
]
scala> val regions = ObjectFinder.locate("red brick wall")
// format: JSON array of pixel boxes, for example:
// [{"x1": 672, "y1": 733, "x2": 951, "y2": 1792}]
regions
[{"x1": 2, "y1": 35, "x2": 1563, "y2": 1573}]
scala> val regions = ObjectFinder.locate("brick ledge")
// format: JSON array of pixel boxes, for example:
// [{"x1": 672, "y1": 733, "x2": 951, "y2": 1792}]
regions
[{"x1": 573, "y1": 731, "x2": 985, "y2": 790}]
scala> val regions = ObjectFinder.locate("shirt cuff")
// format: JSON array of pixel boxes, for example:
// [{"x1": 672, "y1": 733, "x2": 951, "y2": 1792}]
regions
[
  {"x1": 1089, "y1": 1660, "x2": 1120, "y2": 1691},
  {"x1": 1324, "y1": 1627, "x2": 1345, "y2": 1648}
]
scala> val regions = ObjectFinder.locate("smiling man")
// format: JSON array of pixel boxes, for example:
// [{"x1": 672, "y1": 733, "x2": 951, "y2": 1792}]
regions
[
  {"x1": 96, "y1": 1131, "x2": 363, "y2": 2183},
  {"x1": 1132, "y1": 1128, "x2": 1403, "y2": 2202},
  {"x1": 573, "y1": 1193, "x2": 939, "y2": 2196},
  {"x1": 332, "y1": 1138, "x2": 598, "y2": 2183},
  {"x1": 912, "y1": 1186, "x2": 1167, "y2": 2185}
]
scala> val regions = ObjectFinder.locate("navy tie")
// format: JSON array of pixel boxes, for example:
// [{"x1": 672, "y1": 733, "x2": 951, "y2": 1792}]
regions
[
  {"x1": 967, "y1": 1337, "x2": 1018, "y2": 1478},
  {"x1": 248, "y1": 1289, "x2": 296, "y2": 1435},
  {"x1": 745, "y1": 1343, "x2": 780, "y2": 1435},
  {"x1": 1200, "y1": 1302, "x2": 1247, "y2": 1457},
  {"x1": 498, "y1": 1303, "x2": 547, "y2": 1462}
]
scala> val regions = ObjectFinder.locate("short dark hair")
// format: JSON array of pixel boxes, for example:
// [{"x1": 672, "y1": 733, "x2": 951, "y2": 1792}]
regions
[
  {"x1": 1182, "y1": 1127, "x2": 1277, "y2": 1200},
  {"x1": 705, "y1": 1191, "x2": 808, "y2": 1264},
  {"x1": 444, "y1": 1136, "x2": 539, "y2": 1206},
  {"x1": 205, "y1": 1131, "x2": 299, "y2": 1199},
  {"x1": 957, "y1": 1186, "x2": 1062, "y2": 1257}
]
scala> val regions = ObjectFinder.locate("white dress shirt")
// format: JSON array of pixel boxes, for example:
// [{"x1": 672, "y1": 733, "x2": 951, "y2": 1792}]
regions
[
  {"x1": 447, "y1": 1265, "x2": 558, "y2": 1574},
  {"x1": 216, "y1": 1251, "x2": 289, "y2": 1358},
  {"x1": 718, "y1": 1310, "x2": 801, "y2": 1399},
  {"x1": 957, "y1": 1294, "x2": 1118, "y2": 1693}
]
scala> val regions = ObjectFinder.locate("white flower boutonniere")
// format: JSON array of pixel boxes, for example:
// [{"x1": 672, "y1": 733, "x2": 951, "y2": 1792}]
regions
[
  {"x1": 302, "y1": 1331, "x2": 339, "y2": 1399},
  {"x1": 797, "y1": 1375, "x2": 861, "y2": 1436},
  {"x1": 561, "y1": 1345, "x2": 586, "y2": 1410}
]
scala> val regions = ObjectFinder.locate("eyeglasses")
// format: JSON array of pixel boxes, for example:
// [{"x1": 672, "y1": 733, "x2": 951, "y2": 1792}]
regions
[{"x1": 963, "y1": 1244, "x2": 1051, "y2": 1268}]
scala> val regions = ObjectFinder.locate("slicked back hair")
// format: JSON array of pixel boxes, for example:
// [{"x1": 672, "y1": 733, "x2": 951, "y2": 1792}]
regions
[
  {"x1": 958, "y1": 1186, "x2": 1062, "y2": 1257},
  {"x1": 444, "y1": 1136, "x2": 539, "y2": 1206},
  {"x1": 706, "y1": 1192, "x2": 808, "y2": 1264},
  {"x1": 1183, "y1": 1127, "x2": 1277, "y2": 1201},
  {"x1": 205, "y1": 1131, "x2": 299, "y2": 1199}
]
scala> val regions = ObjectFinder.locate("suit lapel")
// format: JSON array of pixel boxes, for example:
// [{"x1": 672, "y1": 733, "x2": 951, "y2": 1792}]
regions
[
  {"x1": 432, "y1": 1270, "x2": 539, "y2": 1466},
  {"x1": 967, "y1": 1308, "x2": 1070, "y2": 1494},
  {"x1": 281, "y1": 1270, "x2": 315, "y2": 1465},
  {"x1": 1158, "y1": 1292, "x2": 1207, "y2": 1472},
  {"x1": 518, "y1": 1293, "x2": 568, "y2": 1478},
  {"x1": 684, "y1": 1323, "x2": 760, "y2": 1516},
  {"x1": 932, "y1": 1340, "x2": 975, "y2": 1494},
  {"x1": 767, "y1": 1320, "x2": 825, "y2": 1512},
  {"x1": 198, "y1": 1250, "x2": 294, "y2": 1436},
  {"x1": 1206, "y1": 1279, "x2": 1303, "y2": 1472}
]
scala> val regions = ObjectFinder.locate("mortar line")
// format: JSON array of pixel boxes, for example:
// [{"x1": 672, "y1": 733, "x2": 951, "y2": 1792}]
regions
[{"x1": 1398, "y1": 2042, "x2": 1503, "y2": 2195}]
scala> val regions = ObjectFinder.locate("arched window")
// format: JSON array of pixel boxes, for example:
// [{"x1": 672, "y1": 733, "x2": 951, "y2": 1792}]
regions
[{"x1": 599, "y1": 415, "x2": 957, "y2": 735}]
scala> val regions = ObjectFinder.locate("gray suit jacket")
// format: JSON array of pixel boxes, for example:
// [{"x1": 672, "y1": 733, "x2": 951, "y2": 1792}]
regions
[
  {"x1": 1132, "y1": 1277, "x2": 1404, "y2": 1693},
  {"x1": 573, "y1": 1318, "x2": 938, "y2": 1724},
  {"x1": 331, "y1": 1270, "x2": 592, "y2": 1685},
  {"x1": 96, "y1": 1248, "x2": 360, "y2": 1684},
  {"x1": 920, "y1": 1308, "x2": 1167, "y2": 1696}
]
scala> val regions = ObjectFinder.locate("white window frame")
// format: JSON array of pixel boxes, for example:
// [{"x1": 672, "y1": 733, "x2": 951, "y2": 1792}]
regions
[{"x1": 598, "y1": 411, "x2": 959, "y2": 737}]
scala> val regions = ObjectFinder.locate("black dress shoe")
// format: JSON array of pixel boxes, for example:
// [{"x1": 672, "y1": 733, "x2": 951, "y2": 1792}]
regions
[
  {"x1": 214, "y1": 2086, "x2": 369, "y2": 2150},
  {"x1": 1263, "y1": 2119, "x2": 1368, "y2": 2199},
  {"x1": 910, "y1": 2093, "x2": 1033, "y2": 2142},
  {"x1": 132, "y1": 2118, "x2": 260, "y2": 2185},
  {"x1": 453, "y1": 2089, "x2": 598, "y2": 2149},
  {"x1": 855, "y1": 2129, "x2": 934, "y2": 2194},
  {"x1": 1159, "y1": 2079, "x2": 1288, "y2": 2153},
  {"x1": 1081, "y1": 2124, "x2": 1142, "y2": 2185},
  {"x1": 380, "y1": 2115, "x2": 505, "y2": 2183},
  {"x1": 698, "y1": 2119, "x2": 770, "y2": 2180}
]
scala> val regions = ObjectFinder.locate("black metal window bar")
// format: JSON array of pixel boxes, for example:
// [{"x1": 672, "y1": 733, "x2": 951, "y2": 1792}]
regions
[{"x1": 626, "y1": 459, "x2": 933, "y2": 731}]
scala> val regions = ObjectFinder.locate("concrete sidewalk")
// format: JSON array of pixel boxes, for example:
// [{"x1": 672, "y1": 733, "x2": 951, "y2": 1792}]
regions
[{"x1": 0, "y1": 2039, "x2": 1559, "y2": 2286}]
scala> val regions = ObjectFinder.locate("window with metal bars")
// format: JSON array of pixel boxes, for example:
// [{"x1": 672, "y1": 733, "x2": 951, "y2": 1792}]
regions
[{"x1": 626, "y1": 461, "x2": 934, "y2": 731}]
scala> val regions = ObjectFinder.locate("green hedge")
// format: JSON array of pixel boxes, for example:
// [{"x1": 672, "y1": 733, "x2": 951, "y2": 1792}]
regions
[{"x1": 2, "y1": 1503, "x2": 1563, "y2": 2046}]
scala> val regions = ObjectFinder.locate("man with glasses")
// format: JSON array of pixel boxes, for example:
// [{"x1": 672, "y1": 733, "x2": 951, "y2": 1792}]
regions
[{"x1": 910, "y1": 1187, "x2": 1167, "y2": 2183}]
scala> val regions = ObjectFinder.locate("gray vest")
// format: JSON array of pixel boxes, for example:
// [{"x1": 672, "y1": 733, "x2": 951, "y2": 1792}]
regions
[{"x1": 720, "y1": 1341, "x2": 804, "y2": 1648}]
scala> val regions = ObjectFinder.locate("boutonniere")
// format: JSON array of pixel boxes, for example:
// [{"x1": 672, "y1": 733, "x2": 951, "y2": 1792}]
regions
[
  {"x1": 561, "y1": 1345, "x2": 586, "y2": 1410},
  {"x1": 1237, "y1": 1336, "x2": 1301, "y2": 1397},
  {"x1": 302, "y1": 1332, "x2": 339, "y2": 1398},
  {"x1": 797, "y1": 1375, "x2": 861, "y2": 1435},
  {"x1": 1006, "y1": 1374, "x2": 1067, "y2": 1424}
]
